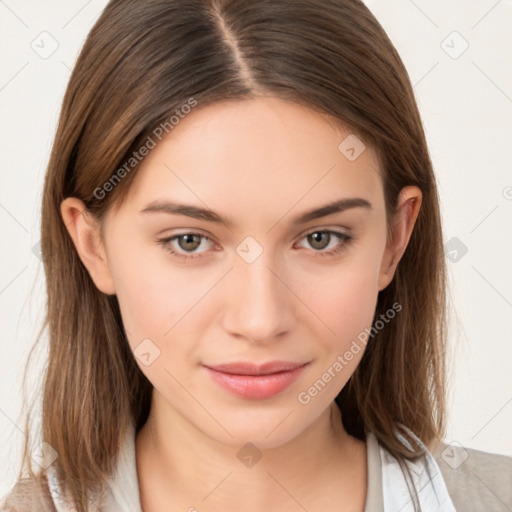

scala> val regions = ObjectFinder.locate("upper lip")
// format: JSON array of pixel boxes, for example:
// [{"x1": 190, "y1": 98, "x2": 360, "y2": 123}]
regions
[{"x1": 204, "y1": 361, "x2": 308, "y2": 376}]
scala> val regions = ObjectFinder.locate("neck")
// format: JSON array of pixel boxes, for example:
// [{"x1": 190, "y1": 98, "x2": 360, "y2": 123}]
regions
[{"x1": 136, "y1": 393, "x2": 367, "y2": 511}]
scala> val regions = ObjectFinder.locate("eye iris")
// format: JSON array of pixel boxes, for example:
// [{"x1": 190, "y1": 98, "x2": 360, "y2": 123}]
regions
[
  {"x1": 178, "y1": 234, "x2": 201, "y2": 251},
  {"x1": 308, "y1": 231, "x2": 330, "y2": 250},
  {"x1": 172, "y1": 232, "x2": 336, "y2": 254}
]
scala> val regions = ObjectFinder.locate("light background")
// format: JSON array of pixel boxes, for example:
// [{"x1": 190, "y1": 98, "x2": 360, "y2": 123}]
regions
[{"x1": 1, "y1": 0, "x2": 511, "y2": 498}]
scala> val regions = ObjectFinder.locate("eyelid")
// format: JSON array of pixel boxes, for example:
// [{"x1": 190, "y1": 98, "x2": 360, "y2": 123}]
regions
[
  {"x1": 299, "y1": 225, "x2": 351, "y2": 237},
  {"x1": 157, "y1": 225, "x2": 352, "y2": 262},
  {"x1": 158, "y1": 225, "x2": 351, "y2": 245}
]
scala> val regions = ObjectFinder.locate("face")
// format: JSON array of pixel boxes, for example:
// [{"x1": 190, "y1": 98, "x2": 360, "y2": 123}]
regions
[{"x1": 68, "y1": 96, "x2": 417, "y2": 449}]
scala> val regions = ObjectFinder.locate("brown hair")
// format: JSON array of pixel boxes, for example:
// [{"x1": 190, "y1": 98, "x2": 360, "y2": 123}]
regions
[{"x1": 9, "y1": 0, "x2": 447, "y2": 510}]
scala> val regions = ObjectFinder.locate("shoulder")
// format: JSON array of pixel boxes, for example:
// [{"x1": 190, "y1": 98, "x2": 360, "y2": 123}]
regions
[
  {"x1": 432, "y1": 441, "x2": 512, "y2": 512},
  {"x1": 0, "y1": 474, "x2": 57, "y2": 512}
]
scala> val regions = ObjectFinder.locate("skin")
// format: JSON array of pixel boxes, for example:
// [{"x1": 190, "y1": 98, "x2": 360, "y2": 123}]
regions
[{"x1": 61, "y1": 96, "x2": 422, "y2": 511}]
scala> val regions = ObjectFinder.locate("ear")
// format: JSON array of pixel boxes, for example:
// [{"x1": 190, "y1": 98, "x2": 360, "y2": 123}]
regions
[
  {"x1": 60, "y1": 197, "x2": 116, "y2": 295},
  {"x1": 378, "y1": 186, "x2": 422, "y2": 291}
]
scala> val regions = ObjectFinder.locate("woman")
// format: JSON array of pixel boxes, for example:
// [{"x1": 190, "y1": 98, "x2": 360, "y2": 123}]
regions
[{"x1": 2, "y1": 0, "x2": 511, "y2": 511}]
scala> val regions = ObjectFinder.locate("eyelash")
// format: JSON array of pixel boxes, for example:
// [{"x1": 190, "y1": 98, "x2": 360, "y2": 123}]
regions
[{"x1": 156, "y1": 229, "x2": 353, "y2": 262}]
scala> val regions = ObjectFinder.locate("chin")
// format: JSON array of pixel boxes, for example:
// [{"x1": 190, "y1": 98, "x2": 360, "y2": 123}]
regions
[{"x1": 195, "y1": 399, "x2": 324, "y2": 450}]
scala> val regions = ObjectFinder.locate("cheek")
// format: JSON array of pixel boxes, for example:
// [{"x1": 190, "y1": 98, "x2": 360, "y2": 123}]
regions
[
  {"x1": 106, "y1": 231, "x2": 223, "y2": 373},
  {"x1": 293, "y1": 259, "x2": 382, "y2": 405},
  {"x1": 299, "y1": 249, "x2": 382, "y2": 350},
  {"x1": 105, "y1": 232, "x2": 190, "y2": 344}
]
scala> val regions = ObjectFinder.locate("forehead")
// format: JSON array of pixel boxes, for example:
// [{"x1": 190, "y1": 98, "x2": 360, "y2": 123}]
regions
[{"x1": 122, "y1": 96, "x2": 384, "y2": 222}]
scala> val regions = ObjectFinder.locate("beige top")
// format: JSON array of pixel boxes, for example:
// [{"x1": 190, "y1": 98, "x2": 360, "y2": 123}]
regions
[
  {"x1": 2, "y1": 425, "x2": 511, "y2": 511},
  {"x1": 364, "y1": 431, "x2": 512, "y2": 511}
]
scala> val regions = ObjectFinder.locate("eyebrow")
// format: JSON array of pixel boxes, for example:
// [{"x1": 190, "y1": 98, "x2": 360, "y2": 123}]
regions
[{"x1": 139, "y1": 197, "x2": 372, "y2": 229}]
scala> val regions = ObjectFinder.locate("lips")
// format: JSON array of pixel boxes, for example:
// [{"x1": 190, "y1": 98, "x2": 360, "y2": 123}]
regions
[
  {"x1": 206, "y1": 361, "x2": 307, "y2": 375},
  {"x1": 204, "y1": 360, "x2": 309, "y2": 399}
]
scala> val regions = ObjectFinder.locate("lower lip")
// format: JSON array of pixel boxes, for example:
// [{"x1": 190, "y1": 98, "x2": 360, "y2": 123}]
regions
[{"x1": 205, "y1": 364, "x2": 308, "y2": 400}]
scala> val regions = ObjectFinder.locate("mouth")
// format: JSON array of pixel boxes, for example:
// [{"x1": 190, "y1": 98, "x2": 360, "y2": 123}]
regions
[{"x1": 203, "y1": 361, "x2": 310, "y2": 399}]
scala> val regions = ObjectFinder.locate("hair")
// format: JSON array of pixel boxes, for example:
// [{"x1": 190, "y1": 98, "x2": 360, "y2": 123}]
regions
[{"x1": 7, "y1": 0, "x2": 448, "y2": 510}]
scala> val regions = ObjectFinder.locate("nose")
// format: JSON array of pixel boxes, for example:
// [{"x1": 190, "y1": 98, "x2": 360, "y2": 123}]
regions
[{"x1": 221, "y1": 250, "x2": 295, "y2": 345}]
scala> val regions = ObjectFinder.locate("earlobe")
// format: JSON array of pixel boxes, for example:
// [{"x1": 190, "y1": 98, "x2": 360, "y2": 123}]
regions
[
  {"x1": 60, "y1": 197, "x2": 116, "y2": 295},
  {"x1": 378, "y1": 186, "x2": 422, "y2": 291}
]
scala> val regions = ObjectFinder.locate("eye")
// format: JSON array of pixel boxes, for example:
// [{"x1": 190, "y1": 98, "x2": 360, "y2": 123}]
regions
[
  {"x1": 295, "y1": 229, "x2": 352, "y2": 257},
  {"x1": 157, "y1": 232, "x2": 214, "y2": 261},
  {"x1": 157, "y1": 229, "x2": 353, "y2": 262}
]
